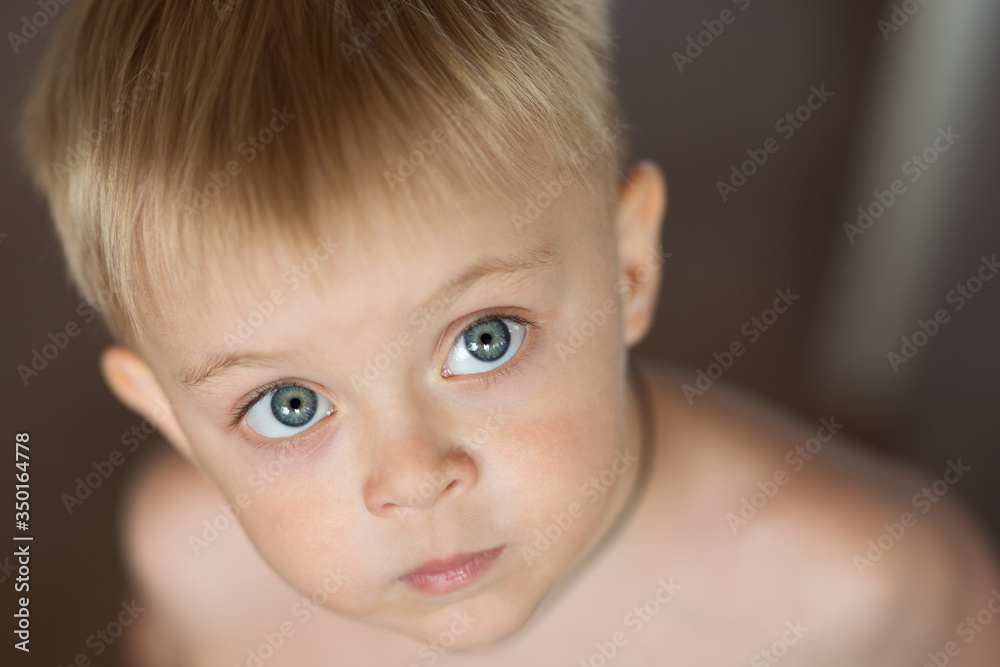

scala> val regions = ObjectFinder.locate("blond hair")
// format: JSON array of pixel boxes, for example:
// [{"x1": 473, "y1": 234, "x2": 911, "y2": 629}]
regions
[{"x1": 20, "y1": 0, "x2": 627, "y2": 345}]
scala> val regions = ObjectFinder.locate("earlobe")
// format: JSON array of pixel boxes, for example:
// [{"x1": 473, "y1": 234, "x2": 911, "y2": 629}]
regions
[
  {"x1": 99, "y1": 345, "x2": 196, "y2": 462},
  {"x1": 616, "y1": 161, "x2": 668, "y2": 347}
]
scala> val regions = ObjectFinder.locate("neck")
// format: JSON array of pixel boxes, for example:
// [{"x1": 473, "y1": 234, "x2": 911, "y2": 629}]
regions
[{"x1": 581, "y1": 355, "x2": 656, "y2": 568}]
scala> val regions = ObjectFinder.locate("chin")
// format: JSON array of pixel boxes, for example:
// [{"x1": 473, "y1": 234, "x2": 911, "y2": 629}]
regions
[
  {"x1": 394, "y1": 587, "x2": 547, "y2": 652},
  {"x1": 449, "y1": 615, "x2": 529, "y2": 651},
  {"x1": 413, "y1": 618, "x2": 525, "y2": 653}
]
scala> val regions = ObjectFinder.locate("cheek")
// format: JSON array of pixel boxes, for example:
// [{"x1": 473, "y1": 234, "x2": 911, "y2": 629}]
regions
[
  {"x1": 489, "y1": 353, "x2": 627, "y2": 535},
  {"x1": 181, "y1": 425, "x2": 382, "y2": 612},
  {"x1": 235, "y1": 484, "x2": 387, "y2": 613}
]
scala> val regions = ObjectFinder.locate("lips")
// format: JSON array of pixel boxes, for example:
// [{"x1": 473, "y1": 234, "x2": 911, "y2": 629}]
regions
[{"x1": 398, "y1": 545, "x2": 506, "y2": 596}]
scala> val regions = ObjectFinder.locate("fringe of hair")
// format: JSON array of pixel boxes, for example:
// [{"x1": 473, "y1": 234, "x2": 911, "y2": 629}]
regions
[{"x1": 20, "y1": 0, "x2": 628, "y2": 345}]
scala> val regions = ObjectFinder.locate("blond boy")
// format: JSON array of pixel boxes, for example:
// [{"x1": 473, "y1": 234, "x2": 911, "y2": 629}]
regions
[{"x1": 21, "y1": 1, "x2": 1000, "y2": 665}]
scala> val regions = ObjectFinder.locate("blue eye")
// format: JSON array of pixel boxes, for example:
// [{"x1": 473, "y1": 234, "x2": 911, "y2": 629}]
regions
[
  {"x1": 444, "y1": 317, "x2": 526, "y2": 376},
  {"x1": 246, "y1": 384, "x2": 333, "y2": 438}
]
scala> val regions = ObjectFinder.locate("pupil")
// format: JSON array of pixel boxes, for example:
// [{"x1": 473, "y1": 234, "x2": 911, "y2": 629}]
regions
[
  {"x1": 464, "y1": 319, "x2": 510, "y2": 362},
  {"x1": 271, "y1": 386, "x2": 317, "y2": 427}
]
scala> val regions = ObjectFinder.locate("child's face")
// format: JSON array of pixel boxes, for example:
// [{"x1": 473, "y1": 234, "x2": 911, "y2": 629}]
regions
[{"x1": 121, "y1": 168, "x2": 663, "y2": 647}]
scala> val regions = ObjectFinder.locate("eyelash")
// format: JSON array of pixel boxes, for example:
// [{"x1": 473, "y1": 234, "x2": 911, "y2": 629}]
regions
[
  {"x1": 448, "y1": 312, "x2": 534, "y2": 387},
  {"x1": 229, "y1": 378, "x2": 304, "y2": 431},
  {"x1": 228, "y1": 311, "x2": 536, "y2": 435}
]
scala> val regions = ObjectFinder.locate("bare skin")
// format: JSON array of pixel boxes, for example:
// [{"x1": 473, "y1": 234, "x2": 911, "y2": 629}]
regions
[
  {"x1": 121, "y1": 358, "x2": 1000, "y2": 666},
  {"x1": 101, "y1": 162, "x2": 1000, "y2": 665}
]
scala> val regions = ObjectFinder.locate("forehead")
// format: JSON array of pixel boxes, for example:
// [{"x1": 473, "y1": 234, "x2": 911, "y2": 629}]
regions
[{"x1": 137, "y1": 180, "x2": 610, "y2": 374}]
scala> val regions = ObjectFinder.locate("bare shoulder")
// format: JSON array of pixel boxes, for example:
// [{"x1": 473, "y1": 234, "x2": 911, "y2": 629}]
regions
[
  {"x1": 634, "y1": 358, "x2": 1000, "y2": 664},
  {"x1": 119, "y1": 442, "x2": 319, "y2": 664},
  {"x1": 120, "y1": 443, "x2": 284, "y2": 643},
  {"x1": 118, "y1": 441, "x2": 413, "y2": 666}
]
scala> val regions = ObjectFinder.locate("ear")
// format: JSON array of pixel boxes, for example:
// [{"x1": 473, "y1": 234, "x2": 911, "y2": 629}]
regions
[
  {"x1": 100, "y1": 345, "x2": 196, "y2": 462},
  {"x1": 616, "y1": 160, "x2": 668, "y2": 348}
]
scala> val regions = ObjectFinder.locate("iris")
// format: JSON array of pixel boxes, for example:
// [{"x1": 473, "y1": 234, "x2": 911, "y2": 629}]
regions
[
  {"x1": 463, "y1": 319, "x2": 510, "y2": 362},
  {"x1": 271, "y1": 385, "x2": 318, "y2": 427}
]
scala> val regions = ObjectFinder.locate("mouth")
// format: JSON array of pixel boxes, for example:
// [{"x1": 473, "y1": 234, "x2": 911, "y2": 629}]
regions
[{"x1": 398, "y1": 545, "x2": 507, "y2": 596}]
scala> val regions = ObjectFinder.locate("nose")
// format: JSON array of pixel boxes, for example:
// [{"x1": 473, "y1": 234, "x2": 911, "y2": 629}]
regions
[{"x1": 362, "y1": 419, "x2": 479, "y2": 519}]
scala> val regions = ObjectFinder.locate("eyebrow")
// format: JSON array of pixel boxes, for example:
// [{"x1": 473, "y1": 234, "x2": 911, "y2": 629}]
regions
[{"x1": 177, "y1": 244, "x2": 559, "y2": 389}]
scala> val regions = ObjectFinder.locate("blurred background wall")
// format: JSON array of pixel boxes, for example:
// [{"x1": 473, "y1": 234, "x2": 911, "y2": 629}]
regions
[{"x1": 1, "y1": 0, "x2": 997, "y2": 664}]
